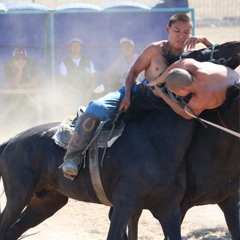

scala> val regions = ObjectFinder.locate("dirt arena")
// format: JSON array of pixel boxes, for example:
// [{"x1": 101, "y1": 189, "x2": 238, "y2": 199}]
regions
[{"x1": 23, "y1": 201, "x2": 231, "y2": 240}]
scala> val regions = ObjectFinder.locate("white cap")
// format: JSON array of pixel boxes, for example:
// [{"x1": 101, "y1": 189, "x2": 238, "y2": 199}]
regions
[
  {"x1": 119, "y1": 37, "x2": 134, "y2": 46},
  {"x1": 68, "y1": 38, "x2": 83, "y2": 46}
]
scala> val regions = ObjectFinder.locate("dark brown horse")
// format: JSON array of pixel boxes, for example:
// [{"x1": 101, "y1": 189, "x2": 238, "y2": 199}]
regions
[
  {"x1": 0, "y1": 41, "x2": 239, "y2": 240},
  {"x1": 126, "y1": 85, "x2": 240, "y2": 240},
  {"x1": 0, "y1": 99, "x2": 197, "y2": 239}
]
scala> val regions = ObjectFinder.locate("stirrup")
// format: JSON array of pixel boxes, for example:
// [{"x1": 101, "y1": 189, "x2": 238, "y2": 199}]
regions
[
  {"x1": 63, "y1": 171, "x2": 76, "y2": 181},
  {"x1": 59, "y1": 156, "x2": 82, "y2": 180}
]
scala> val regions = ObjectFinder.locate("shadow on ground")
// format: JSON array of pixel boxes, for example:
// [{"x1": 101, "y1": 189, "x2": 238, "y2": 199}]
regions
[{"x1": 182, "y1": 227, "x2": 231, "y2": 240}]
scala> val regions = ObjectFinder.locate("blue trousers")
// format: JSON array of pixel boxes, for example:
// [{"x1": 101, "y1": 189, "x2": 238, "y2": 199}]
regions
[{"x1": 85, "y1": 83, "x2": 139, "y2": 121}]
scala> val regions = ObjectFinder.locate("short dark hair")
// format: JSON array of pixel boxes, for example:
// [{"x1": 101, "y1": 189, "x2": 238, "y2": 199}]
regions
[
  {"x1": 168, "y1": 13, "x2": 192, "y2": 27},
  {"x1": 166, "y1": 68, "x2": 192, "y2": 91}
]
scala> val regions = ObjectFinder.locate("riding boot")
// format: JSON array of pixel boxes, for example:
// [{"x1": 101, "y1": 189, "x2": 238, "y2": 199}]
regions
[{"x1": 61, "y1": 113, "x2": 101, "y2": 180}]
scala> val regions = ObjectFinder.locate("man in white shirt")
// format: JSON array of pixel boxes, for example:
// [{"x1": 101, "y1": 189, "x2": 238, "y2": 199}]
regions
[{"x1": 59, "y1": 38, "x2": 96, "y2": 110}]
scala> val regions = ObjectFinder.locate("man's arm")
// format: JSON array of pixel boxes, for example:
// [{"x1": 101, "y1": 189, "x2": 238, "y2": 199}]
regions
[
  {"x1": 4, "y1": 60, "x2": 25, "y2": 87},
  {"x1": 118, "y1": 44, "x2": 154, "y2": 111},
  {"x1": 152, "y1": 87, "x2": 204, "y2": 119}
]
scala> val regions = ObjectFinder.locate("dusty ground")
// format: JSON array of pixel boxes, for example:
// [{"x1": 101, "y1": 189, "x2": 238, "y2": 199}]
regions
[{"x1": 20, "y1": 200, "x2": 231, "y2": 239}]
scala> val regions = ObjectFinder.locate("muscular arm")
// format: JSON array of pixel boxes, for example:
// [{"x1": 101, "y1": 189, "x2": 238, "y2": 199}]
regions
[
  {"x1": 153, "y1": 87, "x2": 192, "y2": 119},
  {"x1": 152, "y1": 87, "x2": 204, "y2": 119},
  {"x1": 118, "y1": 44, "x2": 155, "y2": 111}
]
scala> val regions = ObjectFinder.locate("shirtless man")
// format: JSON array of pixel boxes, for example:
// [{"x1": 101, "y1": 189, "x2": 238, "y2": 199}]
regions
[
  {"x1": 148, "y1": 58, "x2": 240, "y2": 119},
  {"x1": 60, "y1": 13, "x2": 213, "y2": 180},
  {"x1": 119, "y1": 14, "x2": 213, "y2": 112}
]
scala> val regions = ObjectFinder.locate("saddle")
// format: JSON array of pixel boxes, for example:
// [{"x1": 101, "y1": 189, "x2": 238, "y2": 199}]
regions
[
  {"x1": 52, "y1": 109, "x2": 125, "y2": 206},
  {"x1": 52, "y1": 108, "x2": 126, "y2": 150}
]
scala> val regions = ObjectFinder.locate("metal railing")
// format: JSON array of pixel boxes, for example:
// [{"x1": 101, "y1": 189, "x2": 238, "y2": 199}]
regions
[{"x1": 2, "y1": 0, "x2": 240, "y2": 23}]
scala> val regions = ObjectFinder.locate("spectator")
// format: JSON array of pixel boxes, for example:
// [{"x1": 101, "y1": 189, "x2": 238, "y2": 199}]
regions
[
  {"x1": 4, "y1": 48, "x2": 39, "y2": 88},
  {"x1": 105, "y1": 37, "x2": 143, "y2": 92},
  {"x1": 59, "y1": 38, "x2": 96, "y2": 112},
  {"x1": 2, "y1": 47, "x2": 40, "y2": 127}
]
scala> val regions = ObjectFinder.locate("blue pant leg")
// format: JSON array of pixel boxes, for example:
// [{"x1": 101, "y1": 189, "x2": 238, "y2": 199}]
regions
[{"x1": 85, "y1": 87, "x2": 126, "y2": 121}]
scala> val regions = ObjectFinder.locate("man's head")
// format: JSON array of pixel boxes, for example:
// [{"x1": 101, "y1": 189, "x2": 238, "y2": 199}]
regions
[
  {"x1": 13, "y1": 48, "x2": 27, "y2": 60},
  {"x1": 168, "y1": 13, "x2": 192, "y2": 28},
  {"x1": 165, "y1": 68, "x2": 193, "y2": 96},
  {"x1": 119, "y1": 37, "x2": 135, "y2": 61},
  {"x1": 68, "y1": 38, "x2": 83, "y2": 58},
  {"x1": 166, "y1": 13, "x2": 192, "y2": 51}
]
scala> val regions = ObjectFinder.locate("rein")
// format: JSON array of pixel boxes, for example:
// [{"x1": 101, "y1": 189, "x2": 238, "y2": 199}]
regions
[
  {"x1": 209, "y1": 43, "x2": 234, "y2": 65},
  {"x1": 185, "y1": 108, "x2": 240, "y2": 138},
  {"x1": 167, "y1": 88, "x2": 240, "y2": 138},
  {"x1": 217, "y1": 111, "x2": 228, "y2": 128},
  {"x1": 167, "y1": 89, "x2": 208, "y2": 128},
  {"x1": 180, "y1": 43, "x2": 219, "y2": 62},
  {"x1": 208, "y1": 43, "x2": 219, "y2": 62}
]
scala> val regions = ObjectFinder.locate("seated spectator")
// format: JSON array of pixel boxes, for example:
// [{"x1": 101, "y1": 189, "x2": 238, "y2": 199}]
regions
[
  {"x1": 2, "y1": 48, "x2": 40, "y2": 129},
  {"x1": 4, "y1": 48, "x2": 39, "y2": 88},
  {"x1": 105, "y1": 37, "x2": 144, "y2": 92},
  {"x1": 59, "y1": 38, "x2": 97, "y2": 112}
]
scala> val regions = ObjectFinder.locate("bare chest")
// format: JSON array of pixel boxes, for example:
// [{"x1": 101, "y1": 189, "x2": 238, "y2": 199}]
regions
[{"x1": 145, "y1": 56, "x2": 167, "y2": 81}]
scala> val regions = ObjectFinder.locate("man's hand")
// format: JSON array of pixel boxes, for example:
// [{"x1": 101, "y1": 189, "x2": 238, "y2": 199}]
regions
[
  {"x1": 152, "y1": 87, "x2": 164, "y2": 98},
  {"x1": 147, "y1": 78, "x2": 161, "y2": 87},
  {"x1": 13, "y1": 58, "x2": 26, "y2": 70},
  {"x1": 184, "y1": 36, "x2": 214, "y2": 50},
  {"x1": 118, "y1": 95, "x2": 131, "y2": 112}
]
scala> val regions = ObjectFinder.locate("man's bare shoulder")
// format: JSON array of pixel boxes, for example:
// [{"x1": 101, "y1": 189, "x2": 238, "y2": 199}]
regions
[
  {"x1": 143, "y1": 40, "x2": 167, "y2": 57},
  {"x1": 150, "y1": 40, "x2": 167, "y2": 47}
]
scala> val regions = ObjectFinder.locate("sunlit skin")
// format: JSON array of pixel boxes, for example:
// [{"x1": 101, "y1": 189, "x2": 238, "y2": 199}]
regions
[
  {"x1": 150, "y1": 59, "x2": 240, "y2": 119},
  {"x1": 166, "y1": 21, "x2": 192, "y2": 54},
  {"x1": 118, "y1": 19, "x2": 213, "y2": 112}
]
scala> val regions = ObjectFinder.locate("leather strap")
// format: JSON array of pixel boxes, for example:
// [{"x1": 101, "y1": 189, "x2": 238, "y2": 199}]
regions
[{"x1": 89, "y1": 139, "x2": 113, "y2": 206}]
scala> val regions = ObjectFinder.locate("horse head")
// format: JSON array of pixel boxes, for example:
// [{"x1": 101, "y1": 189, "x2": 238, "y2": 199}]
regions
[{"x1": 182, "y1": 41, "x2": 240, "y2": 69}]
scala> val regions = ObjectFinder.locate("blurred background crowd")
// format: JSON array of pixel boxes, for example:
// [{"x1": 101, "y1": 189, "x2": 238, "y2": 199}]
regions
[{"x1": 0, "y1": 0, "x2": 239, "y2": 141}]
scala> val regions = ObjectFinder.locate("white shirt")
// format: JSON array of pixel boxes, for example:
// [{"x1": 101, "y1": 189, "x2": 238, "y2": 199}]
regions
[{"x1": 59, "y1": 57, "x2": 96, "y2": 76}]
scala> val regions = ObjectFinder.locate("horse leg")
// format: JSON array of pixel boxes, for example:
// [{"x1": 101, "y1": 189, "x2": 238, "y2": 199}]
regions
[
  {"x1": 218, "y1": 195, "x2": 240, "y2": 240},
  {"x1": 180, "y1": 198, "x2": 190, "y2": 223},
  {"x1": 7, "y1": 189, "x2": 68, "y2": 240},
  {"x1": 107, "y1": 186, "x2": 139, "y2": 240},
  {"x1": 108, "y1": 207, "x2": 128, "y2": 240},
  {"x1": 127, "y1": 209, "x2": 143, "y2": 240},
  {"x1": 0, "y1": 200, "x2": 28, "y2": 240},
  {"x1": 150, "y1": 204, "x2": 182, "y2": 240},
  {"x1": 0, "y1": 178, "x2": 36, "y2": 239}
]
